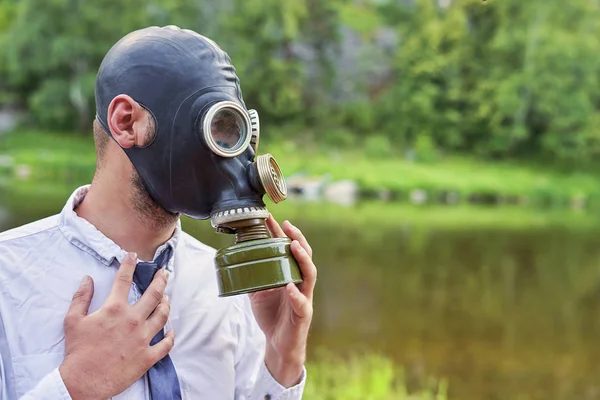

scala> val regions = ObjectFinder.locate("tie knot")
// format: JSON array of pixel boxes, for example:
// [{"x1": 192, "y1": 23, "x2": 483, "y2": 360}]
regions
[{"x1": 133, "y1": 246, "x2": 173, "y2": 293}]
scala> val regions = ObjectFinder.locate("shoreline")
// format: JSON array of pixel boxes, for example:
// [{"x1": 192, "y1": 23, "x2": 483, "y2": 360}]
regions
[{"x1": 3, "y1": 130, "x2": 600, "y2": 211}]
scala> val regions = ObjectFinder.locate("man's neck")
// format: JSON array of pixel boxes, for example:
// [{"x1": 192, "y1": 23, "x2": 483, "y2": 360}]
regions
[{"x1": 75, "y1": 179, "x2": 177, "y2": 261}]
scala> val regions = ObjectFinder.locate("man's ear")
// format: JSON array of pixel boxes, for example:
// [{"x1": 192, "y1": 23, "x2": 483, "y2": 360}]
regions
[{"x1": 107, "y1": 95, "x2": 146, "y2": 149}]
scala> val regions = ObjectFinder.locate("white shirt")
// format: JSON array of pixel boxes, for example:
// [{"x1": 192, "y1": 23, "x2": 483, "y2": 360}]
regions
[{"x1": 0, "y1": 186, "x2": 306, "y2": 399}]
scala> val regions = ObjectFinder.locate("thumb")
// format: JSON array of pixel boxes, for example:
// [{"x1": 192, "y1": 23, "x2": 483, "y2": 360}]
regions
[{"x1": 67, "y1": 275, "x2": 95, "y2": 319}]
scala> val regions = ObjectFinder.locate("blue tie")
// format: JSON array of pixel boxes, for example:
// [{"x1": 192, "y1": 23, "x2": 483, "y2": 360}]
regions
[{"x1": 133, "y1": 246, "x2": 182, "y2": 400}]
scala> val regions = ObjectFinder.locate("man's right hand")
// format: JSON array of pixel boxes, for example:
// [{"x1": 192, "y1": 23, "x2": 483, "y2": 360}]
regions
[{"x1": 59, "y1": 252, "x2": 174, "y2": 400}]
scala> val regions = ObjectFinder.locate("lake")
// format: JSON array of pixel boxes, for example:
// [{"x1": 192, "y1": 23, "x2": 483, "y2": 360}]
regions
[{"x1": 1, "y1": 184, "x2": 599, "y2": 400}]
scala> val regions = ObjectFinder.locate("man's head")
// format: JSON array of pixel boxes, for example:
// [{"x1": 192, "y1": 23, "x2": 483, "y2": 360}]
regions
[{"x1": 94, "y1": 25, "x2": 270, "y2": 224}]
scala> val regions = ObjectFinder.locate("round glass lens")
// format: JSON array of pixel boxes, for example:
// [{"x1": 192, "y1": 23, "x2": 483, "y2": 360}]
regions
[{"x1": 210, "y1": 109, "x2": 245, "y2": 150}]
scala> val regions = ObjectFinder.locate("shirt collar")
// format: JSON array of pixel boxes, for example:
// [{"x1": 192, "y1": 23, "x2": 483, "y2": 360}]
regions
[{"x1": 58, "y1": 185, "x2": 181, "y2": 270}]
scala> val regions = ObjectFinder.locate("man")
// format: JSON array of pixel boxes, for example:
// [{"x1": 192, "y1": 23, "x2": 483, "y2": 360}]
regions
[{"x1": 0, "y1": 26, "x2": 316, "y2": 399}]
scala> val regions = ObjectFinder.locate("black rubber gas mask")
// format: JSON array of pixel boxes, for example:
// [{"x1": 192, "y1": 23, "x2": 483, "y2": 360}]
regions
[{"x1": 95, "y1": 26, "x2": 301, "y2": 296}]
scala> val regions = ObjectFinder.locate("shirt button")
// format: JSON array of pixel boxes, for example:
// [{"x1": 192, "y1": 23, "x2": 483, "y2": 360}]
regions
[{"x1": 264, "y1": 395, "x2": 271, "y2": 400}]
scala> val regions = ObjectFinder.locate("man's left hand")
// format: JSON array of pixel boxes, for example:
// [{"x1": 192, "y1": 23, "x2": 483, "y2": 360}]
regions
[{"x1": 248, "y1": 215, "x2": 316, "y2": 388}]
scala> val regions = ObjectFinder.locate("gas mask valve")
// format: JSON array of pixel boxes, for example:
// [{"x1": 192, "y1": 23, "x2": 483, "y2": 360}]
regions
[{"x1": 256, "y1": 154, "x2": 287, "y2": 203}]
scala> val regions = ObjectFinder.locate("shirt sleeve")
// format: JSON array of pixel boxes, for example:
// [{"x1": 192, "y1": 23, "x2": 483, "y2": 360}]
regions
[
  {"x1": 233, "y1": 295, "x2": 306, "y2": 400},
  {"x1": 249, "y1": 363, "x2": 306, "y2": 400},
  {"x1": 18, "y1": 368, "x2": 71, "y2": 400}
]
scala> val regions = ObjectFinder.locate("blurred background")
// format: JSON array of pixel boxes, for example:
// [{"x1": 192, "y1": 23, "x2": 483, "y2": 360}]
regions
[{"x1": 1, "y1": 0, "x2": 600, "y2": 398}]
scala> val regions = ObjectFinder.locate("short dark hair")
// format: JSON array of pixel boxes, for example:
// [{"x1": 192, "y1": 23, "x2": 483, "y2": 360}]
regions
[{"x1": 93, "y1": 119, "x2": 110, "y2": 166}]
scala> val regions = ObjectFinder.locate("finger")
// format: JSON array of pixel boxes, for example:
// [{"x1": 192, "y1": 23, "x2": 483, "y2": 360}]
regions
[
  {"x1": 248, "y1": 287, "x2": 281, "y2": 302},
  {"x1": 286, "y1": 283, "x2": 312, "y2": 319},
  {"x1": 147, "y1": 329, "x2": 175, "y2": 365},
  {"x1": 282, "y1": 221, "x2": 313, "y2": 258},
  {"x1": 65, "y1": 276, "x2": 94, "y2": 323},
  {"x1": 109, "y1": 252, "x2": 137, "y2": 301},
  {"x1": 291, "y1": 240, "x2": 317, "y2": 298},
  {"x1": 266, "y1": 214, "x2": 286, "y2": 238},
  {"x1": 146, "y1": 295, "x2": 171, "y2": 337},
  {"x1": 134, "y1": 269, "x2": 169, "y2": 318}
]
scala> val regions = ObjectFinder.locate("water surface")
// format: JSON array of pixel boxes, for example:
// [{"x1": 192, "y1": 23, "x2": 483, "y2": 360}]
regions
[{"x1": 1, "y1": 186, "x2": 599, "y2": 400}]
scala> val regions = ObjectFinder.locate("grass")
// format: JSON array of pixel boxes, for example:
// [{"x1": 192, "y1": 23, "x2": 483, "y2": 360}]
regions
[
  {"x1": 2, "y1": 178, "x2": 597, "y2": 232},
  {"x1": 270, "y1": 200, "x2": 599, "y2": 231},
  {"x1": 268, "y1": 140, "x2": 600, "y2": 205},
  {"x1": 0, "y1": 130, "x2": 96, "y2": 183},
  {"x1": 305, "y1": 354, "x2": 448, "y2": 400},
  {"x1": 3, "y1": 130, "x2": 600, "y2": 208}
]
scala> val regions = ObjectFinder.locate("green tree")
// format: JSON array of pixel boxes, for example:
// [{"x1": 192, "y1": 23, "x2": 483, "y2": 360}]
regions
[
  {"x1": 1, "y1": 0, "x2": 203, "y2": 131},
  {"x1": 3, "y1": 0, "x2": 600, "y2": 165},
  {"x1": 373, "y1": 0, "x2": 600, "y2": 162},
  {"x1": 376, "y1": 0, "x2": 468, "y2": 152},
  {"x1": 218, "y1": 0, "x2": 310, "y2": 123}
]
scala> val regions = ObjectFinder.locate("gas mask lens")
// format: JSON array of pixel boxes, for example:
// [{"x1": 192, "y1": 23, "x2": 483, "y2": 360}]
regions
[
  {"x1": 203, "y1": 101, "x2": 252, "y2": 157},
  {"x1": 211, "y1": 109, "x2": 243, "y2": 149}
]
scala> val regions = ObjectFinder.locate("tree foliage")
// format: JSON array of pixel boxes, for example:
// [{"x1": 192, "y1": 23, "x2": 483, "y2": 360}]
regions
[{"x1": 1, "y1": 0, "x2": 600, "y2": 163}]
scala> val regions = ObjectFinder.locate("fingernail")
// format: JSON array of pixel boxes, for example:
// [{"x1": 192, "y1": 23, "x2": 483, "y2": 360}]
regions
[
  {"x1": 163, "y1": 269, "x2": 170, "y2": 280},
  {"x1": 80, "y1": 275, "x2": 89, "y2": 286},
  {"x1": 164, "y1": 295, "x2": 170, "y2": 303},
  {"x1": 128, "y1": 252, "x2": 137, "y2": 261}
]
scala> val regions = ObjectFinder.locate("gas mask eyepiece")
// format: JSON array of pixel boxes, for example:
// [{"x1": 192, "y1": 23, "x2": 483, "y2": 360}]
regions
[{"x1": 203, "y1": 101, "x2": 253, "y2": 157}]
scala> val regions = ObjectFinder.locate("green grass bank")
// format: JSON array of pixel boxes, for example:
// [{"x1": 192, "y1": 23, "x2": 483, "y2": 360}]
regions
[
  {"x1": 304, "y1": 354, "x2": 447, "y2": 400},
  {"x1": 3, "y1": 130, "x2": 600, "y2": 210}
]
